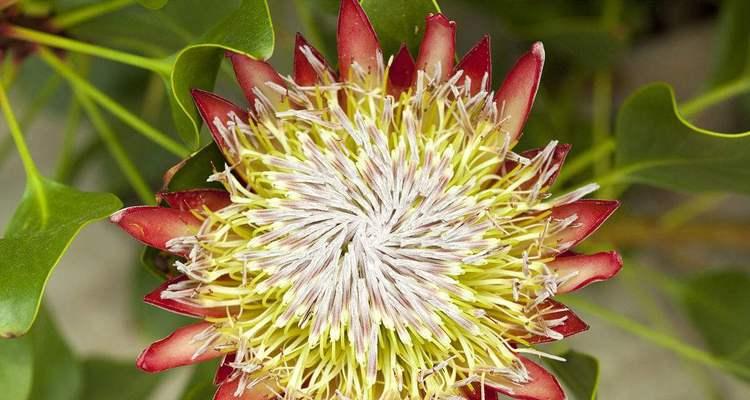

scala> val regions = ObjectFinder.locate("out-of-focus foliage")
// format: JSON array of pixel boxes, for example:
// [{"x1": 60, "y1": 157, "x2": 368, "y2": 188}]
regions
[
  {"x1": 0, "y1": 309, "x2": 80, "y2": 400},
  {"x1": 80, "y1": 358, "x2": 161, "y2": 400},
  {"x1": 708, "y1": 0, "x2": 750, "y2": 87},
  {"x1": 682, "y1": 270, "x2": 750, "y2": 383}
]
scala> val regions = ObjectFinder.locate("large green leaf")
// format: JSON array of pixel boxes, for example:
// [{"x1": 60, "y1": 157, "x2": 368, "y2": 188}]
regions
[
  {"x1": 546, "y1": 350, "x2": 600, "y2": 400},
  {"x1": 80, "y1": 358, "x2": 161, "y2": 400},
  {"x1": 614, "y1": 83, "x2": 750, "y2": 194},
  {"x1": 0, "y1": 335, "x2": 32, "y2": 400},
  {"x1": 0, "y1": 178, "x2": 121, "y2": 337},
  {"x1": 169, "y1": 0, "x2": 274, "y2": 148},
  {"x1": 361, "y1": 0, "x2": 440, "y2": 57},
  {"x1": 682, "y1": 270, "x2": 750, "y2": 382}
]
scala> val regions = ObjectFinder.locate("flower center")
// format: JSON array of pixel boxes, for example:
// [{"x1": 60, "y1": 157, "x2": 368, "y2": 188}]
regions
[
  {"x1": 164, "y1": 56, "x2": 597, "y2": 398},
  {"x1": 239, "y1": 126, "x2": 494, "y2": 351}
]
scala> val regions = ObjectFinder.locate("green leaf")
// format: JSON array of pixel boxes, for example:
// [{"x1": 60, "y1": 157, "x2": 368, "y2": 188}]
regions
[
  {"x1": 361, "y1": 0, "x2": 440, "y2": 57},
  {"x1": 682, "y1": 270, "x2": 750, "y2": 382},
  {"x1": 80, "y1": 358, "x2": 161, "y2": 400},
  {"x1": 0, "y1": 178, "x2": 121, "y2": 337},
  {"x1": 546, "y1": 350, "x2": 600, "y2": 400},
  {"x1": 169, "y1": 0, "x2": 274, "y2": 149},
  {"x1": 614, "y1": 83, "x2": 750, "y2": 194},
  {"x1": 0, "y1": 335, "x2": 33, "y2": 400},
  {"x1": 708, "y1": 0, "x2": 750, "y2": 87},
  {"x1": 166, "y1": 142, "x2": 225, "y2": 191},
  {"x1": 138, "y1": 0, "x2": 169, "y2": 10},
  {"x1": 27, "y1": 310, "x2": 82, "y2": 400}
]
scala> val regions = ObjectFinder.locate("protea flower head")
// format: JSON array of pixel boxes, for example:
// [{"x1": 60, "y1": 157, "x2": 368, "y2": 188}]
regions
[{"x1": 111, "y1": 1, "x2": 622, "y2": 398}]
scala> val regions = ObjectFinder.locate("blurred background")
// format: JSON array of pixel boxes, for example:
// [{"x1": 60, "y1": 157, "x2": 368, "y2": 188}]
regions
[{"x1": 1, "y1": 0, "x2": 749, "y2": 399}]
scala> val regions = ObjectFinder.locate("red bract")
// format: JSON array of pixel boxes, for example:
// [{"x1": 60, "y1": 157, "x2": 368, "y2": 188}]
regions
[
  {"x1": 136, "y1": 322, "x2": 223, "y2": 373},
  {"x1": 110, "y1": 0, "x2": 621, "y2": 398},
  {"x1": 455, "y1": 35, "x2": 491, "y2": 94},
  {"x1": 496, "y1": 42, "x2": 545, "y2": 143},
  {"x1": 416, "y1": 13, "x2": 456, "y2": 81}
]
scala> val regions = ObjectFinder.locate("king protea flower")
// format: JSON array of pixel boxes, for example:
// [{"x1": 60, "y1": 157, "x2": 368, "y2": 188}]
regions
[{"x1": 111, "y1": 1, "x2": 621, "y2": 399}]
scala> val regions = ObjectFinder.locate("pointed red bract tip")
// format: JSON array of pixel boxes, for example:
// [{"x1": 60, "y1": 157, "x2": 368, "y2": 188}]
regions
[
  {"x1": 496, "y1": 41, "x2": 545, "y2": 144},
  {"x1": 136, "y1": 322, "x2": 224, "y2": 373},
  {"x1": 191, "y1": 89, "x2": 247, "y2": 151},
  {"x1": 455, "y1": 35, "x2": 491, "y2": 94},
  {"x1": 214, "y1": 353, "x2": 236, "y2": 385},
  {"x1": 110, "y1": 206, "x2": 201, "y2": 253},
  {"x1": 468, "y1": 356, "x2": 565, "y2": 400},
  {"x1": 293, "y1": 33, "x2": 334, "y2": 86},
  {"x1": 550, "y1": 251, "x2": 623, "y2": 293},
  {"x1": 388, "y1": 44, "x2": 416, "y2": 97},
  {"x1": 551, "y1": 199, "x2": 619, "y2": 251},
  {"x1": 416, "y1": 13, "x2": 456, "y2": 81},
  {"x1": 337, "y1": 0, "x2": 380, "y2": 80},
  {"x1": 229, "y1": 52, "x2": 286, "y2": 109},
  {"x1": 144, "y1": 275, "x2": 229, "y2": 318},
  {"x1": 502, "y1": 143, "x2": 572, "y2": 189},
  {"x1": 528, "y1": 299, "x2": 589, "y2": 344},
  {"x1": 214, "y1": 377, "x2": 279, "y2": 400},
  {"x1": 157, "y1": 189, "x2": 231, "y2": 212}
]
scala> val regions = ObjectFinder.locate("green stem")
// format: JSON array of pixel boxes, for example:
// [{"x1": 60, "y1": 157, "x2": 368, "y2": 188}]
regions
[
  {"x1": 38, "y1": 48, "x2": 189, "y2": 157},
  {"x1": 561, "y1": 295, "x2": 750, "y2": 380},
  {"x1": 0, "y1": 73, "x2": 62, "y2": 167},
  {"x1": 0, "y1": 79, "x2": 48, "y2": 221},
  {"x1": 680, "y1": 77, "x2": 750, "y2": 118},
  {"x1": 50, "y1": 0, "x2": 136, "y2": 30},
  {"x1": 1, "y1": 54, "x2": 19, "y2": 88},
  {"x1": 4, "y1": 26, "x2": 172, "y2": 75},
  {"x1": 76, "y1": 90, "x2": 154, "y2": 204}
]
